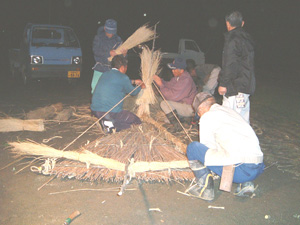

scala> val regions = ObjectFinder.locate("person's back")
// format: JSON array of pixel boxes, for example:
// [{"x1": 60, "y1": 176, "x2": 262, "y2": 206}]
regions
[
  {"x1": 91, "y1": 69, "x2": 136, "y2": 113},
  {"x1": 200, "y1": 103, "x2": 262, "y2": 165},
  {"x1": 90, "y1": 55, "x2": 144, "y2": 133}
]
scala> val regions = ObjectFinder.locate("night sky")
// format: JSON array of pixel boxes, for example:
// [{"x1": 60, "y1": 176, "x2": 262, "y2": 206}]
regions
[{"x1": 1, "y1": 0, "x2": 300, "y2": 74}]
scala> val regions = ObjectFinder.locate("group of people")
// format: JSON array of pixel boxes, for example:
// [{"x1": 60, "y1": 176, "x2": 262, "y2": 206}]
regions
[{"x1": 90, "y1": 11, "x2": 264, "y2": 202}]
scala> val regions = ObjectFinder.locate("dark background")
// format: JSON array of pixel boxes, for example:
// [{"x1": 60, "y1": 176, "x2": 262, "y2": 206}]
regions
[{"x1": 1, "y1": 0, "x2": 299, "y2": 80}]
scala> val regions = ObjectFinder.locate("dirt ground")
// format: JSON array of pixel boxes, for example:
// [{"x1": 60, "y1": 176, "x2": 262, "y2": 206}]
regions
[{"x1": 0, "y1": 66, "x2": 300, "y2": 225}]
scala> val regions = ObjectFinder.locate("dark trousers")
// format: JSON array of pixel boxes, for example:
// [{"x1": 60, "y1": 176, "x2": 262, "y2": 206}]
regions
[{"x1": 92, "y1": 110, "x2": 141, "y2": 132}]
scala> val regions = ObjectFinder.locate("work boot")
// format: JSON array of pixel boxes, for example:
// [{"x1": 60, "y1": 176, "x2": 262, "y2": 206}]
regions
[
  {"x1": 234, "y1": 181, "x2": 255, "y2": 197},
  {"x1": 180, "y1": 116, "x2": 193, "y2": 129},
  {"x1": 99, "y1": 119, "x2": 116, "y2": 134},
  {"x1": 186, "y1": 160, "x2": 215, "y2": 201},
  {"x1": 165, "y1": 110, "x2": 181, "y2": 133}
]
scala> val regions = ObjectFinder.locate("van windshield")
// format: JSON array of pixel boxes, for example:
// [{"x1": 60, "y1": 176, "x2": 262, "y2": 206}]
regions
[{"x1": 31, "y1": 27, "x2": 80, "y2": 48}]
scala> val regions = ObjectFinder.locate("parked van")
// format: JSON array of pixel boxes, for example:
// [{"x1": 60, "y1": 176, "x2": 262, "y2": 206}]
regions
[
  {"x1": 161, "y1": 39, "x2": 205, "y2": 66},
  {"x1": 9, "y1": 23, "x2": 82, "y2": 85}
]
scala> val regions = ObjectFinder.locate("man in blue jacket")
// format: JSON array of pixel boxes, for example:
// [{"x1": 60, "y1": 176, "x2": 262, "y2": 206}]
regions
[
  {"x1": 91, "y1": 55, "x2": 145, "y2": 133},
  {"x1": 91, "y1": 19, "x2": 127, "y2": 94}
]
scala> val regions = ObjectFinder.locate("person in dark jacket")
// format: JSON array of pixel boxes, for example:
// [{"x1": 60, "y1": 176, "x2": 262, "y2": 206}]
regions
[
  {"x1": 218, "y1": 11, "x2": 255, "y2": 123},
  {"x1": 91, "y1": 19, "x2": 127, "y2": 94}
]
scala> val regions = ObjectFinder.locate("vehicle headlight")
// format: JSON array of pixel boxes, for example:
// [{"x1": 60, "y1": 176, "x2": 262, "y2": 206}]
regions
[
  {"x1": 31, "y1": 55, "x2": 43, "y2": 64},
  {"x1": 72, "y1": 56, "x2": 81, "y2": 65}
]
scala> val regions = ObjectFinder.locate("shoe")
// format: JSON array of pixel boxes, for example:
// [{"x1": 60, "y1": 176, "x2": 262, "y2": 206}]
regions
[
  {"x1": 164, "y1": 110, "x2": 181, "y2": 133},
  {"x1": 186, "y1": 160, "x2": 215, "y2": 201},
  {"x1": 100, "y1": 119, "x2": 115, "y2": 134},
  {"x1": 234, "y1": 181, "x2": 255, "y2": 197},
  {"x1": 186, "y1": 174, "x2": 215, "y2": 201}
]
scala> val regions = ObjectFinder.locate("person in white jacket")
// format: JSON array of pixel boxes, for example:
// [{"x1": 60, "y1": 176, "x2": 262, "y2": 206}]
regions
[{"x1": 186, "y1": 92, "x2": 264, "y2": 201}]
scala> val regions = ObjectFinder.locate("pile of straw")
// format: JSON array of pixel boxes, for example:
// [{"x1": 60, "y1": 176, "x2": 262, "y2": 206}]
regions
[
  {"x1": 8, "y1": 122, "x2": 192, "y2": 183},
  {"x1": 108, "y1": 24, "x2": 157, "y2": 61},
  {"x1": 136, "y1": 46, "x2": 162, "y2": 117},
  {"x1": 53, "y1": 107, "x2": 75, "y2": 122},
  {"x1": 26, "y1": 103, "x2": 63, "y2": 120},
  {"x1": 0, "y1": 118, "x2": 44, "y2": 132}
]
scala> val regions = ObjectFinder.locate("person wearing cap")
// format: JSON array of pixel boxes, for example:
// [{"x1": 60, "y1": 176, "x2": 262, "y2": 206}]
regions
[
  {"x1": 218, "y1": 11, "x2": 256, "y2": 123},
  {"x1": 153, "y1": 57, "x2": 197, "y2": 133},
  {"x1": 91, "y1": 55, "x2": 145, "y2": 134},
  {"x1": 185, "y1": 92, "x2": 264, "y2": 201},
  {"x1": 186, "y1": 59, "x2": 221, "y2": 95},
  {"x1": 91, "y1": 19, "x2": 127, "y2": 94}
]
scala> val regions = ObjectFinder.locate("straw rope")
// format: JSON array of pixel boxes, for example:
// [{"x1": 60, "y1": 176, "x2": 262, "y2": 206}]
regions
[
  {"x1": 8, "y1": 141, "x2": 189, "y2": 173},
  {"x1": 152, "y1": 82, "x2": 193, "y2": 143},
  {"x1": 61, "y1": 84, "x2": 141, "y2": 151}
]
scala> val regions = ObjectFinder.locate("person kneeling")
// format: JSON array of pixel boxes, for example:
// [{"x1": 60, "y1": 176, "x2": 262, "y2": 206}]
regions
[
  {"x1": 91, "y1": 55, "x2": 145, "y2": 134},
  {"x1": 186, "y1": 92, "x2": 264, "y2": 201},
  {"x1": 153, "y1": 57, "x2": 197, "y2": 133}
]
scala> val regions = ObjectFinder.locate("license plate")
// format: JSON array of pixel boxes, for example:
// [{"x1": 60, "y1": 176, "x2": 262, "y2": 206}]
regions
[{"x1": 68, "y1": 71, "x2": 80, "y2": 78}]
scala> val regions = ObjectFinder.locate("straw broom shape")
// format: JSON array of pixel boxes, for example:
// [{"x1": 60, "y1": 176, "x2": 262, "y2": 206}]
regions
[
  {"x1": 136, "y1": 46, "x2": 162, "y2": 117},
  {"x1": 0, "y1": 118, "x2": 44, "y2": 132},
  {"x1": 108, "y1": 24, "x2": 157, "y2": 61},
  {"x1": 8, "y1": 139, "x2": 189, "y2": 174},
  {"x1": 52, "y1": 123, "x2": 192, "y2": 182}
]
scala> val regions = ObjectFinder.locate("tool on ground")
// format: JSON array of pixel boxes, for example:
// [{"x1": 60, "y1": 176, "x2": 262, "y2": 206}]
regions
[
  {"x1": 219, "y1": 165, "x2": 235, "y2": 192},
  {"x1": 118, "y1": 157, "x2": 135, "y2": 196},
  {"x1": 63, "y1": 210, "x2": 81, "y2": 225}
]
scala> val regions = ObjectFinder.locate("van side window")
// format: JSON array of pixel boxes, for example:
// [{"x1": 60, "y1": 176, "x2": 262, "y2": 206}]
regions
[{"x1": 185, "y1": 41, "x2": 200, "y2": 52}]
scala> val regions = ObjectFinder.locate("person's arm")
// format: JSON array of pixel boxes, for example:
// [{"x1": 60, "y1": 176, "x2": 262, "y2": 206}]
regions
[
  {"x1": 153, "y1": 75, "x2": 163, "y2": 87},
  {"x1": 114, "y1": 37, "x2": 127, "y2": 57},
  {"x1": 218, "y1": 86, "x2": 227, "y2": 95},
  {"x1": 134, "y1": 79, "x2": 146, "y2": 89},
  {"x1": 218, "y1": 38, "x2": 239, "y2": 95},
  {"x1": 159, "y1": 75, "x2": 192, "y2": 102},
  {"x1": 123, "y1": 76, "x2": 142, "y2": 96}
]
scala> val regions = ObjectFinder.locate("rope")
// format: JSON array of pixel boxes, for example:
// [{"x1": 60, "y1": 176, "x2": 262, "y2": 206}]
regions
[
  {"x1": 30, "y1": 158, "x2": 56, "y2": 175},
  {"x1": 152, "y1": 82, "x2": 193, "y2": 142},
  {"x1": 42, "y1": 136, "x2": 62, "y2": 143},
  {"x1": 62, "y1": 84, "x2": 142, "y2": 151}
]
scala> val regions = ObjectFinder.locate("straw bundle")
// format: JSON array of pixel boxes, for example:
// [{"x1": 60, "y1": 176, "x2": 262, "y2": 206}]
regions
[
  {"x1": 26, "y1": 103, "x2": 63, "y2": 119},
  {"x1": 136, "y1": 46, "x2": 162, "y2": 117},
  {"x1": 53, "y1": 107, "x2": 75, "y2": 122},
  {"x1": 8, "y1": 122, "x2": 192, "y2": 182},
  {"x1": 108, "y1": 24, "x2": 157, "y2": 61},
  {"x1": 0, "y1": 118, "x2": 44, "y2": 132},
  {"x1": 9, "y1": 141, "x2": 125, "y2": 171}
]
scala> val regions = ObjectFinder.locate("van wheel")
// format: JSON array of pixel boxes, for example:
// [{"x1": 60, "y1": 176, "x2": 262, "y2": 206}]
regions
[
  {"x1": 68, "y1": 79, "x2": 78, "y2": 86},
  {"x1": 21, "y1": 70, "x2": 30, "y2": 86},
  {"x1": 10, "y1": 65, "x2": 16, "y2": 79}
]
